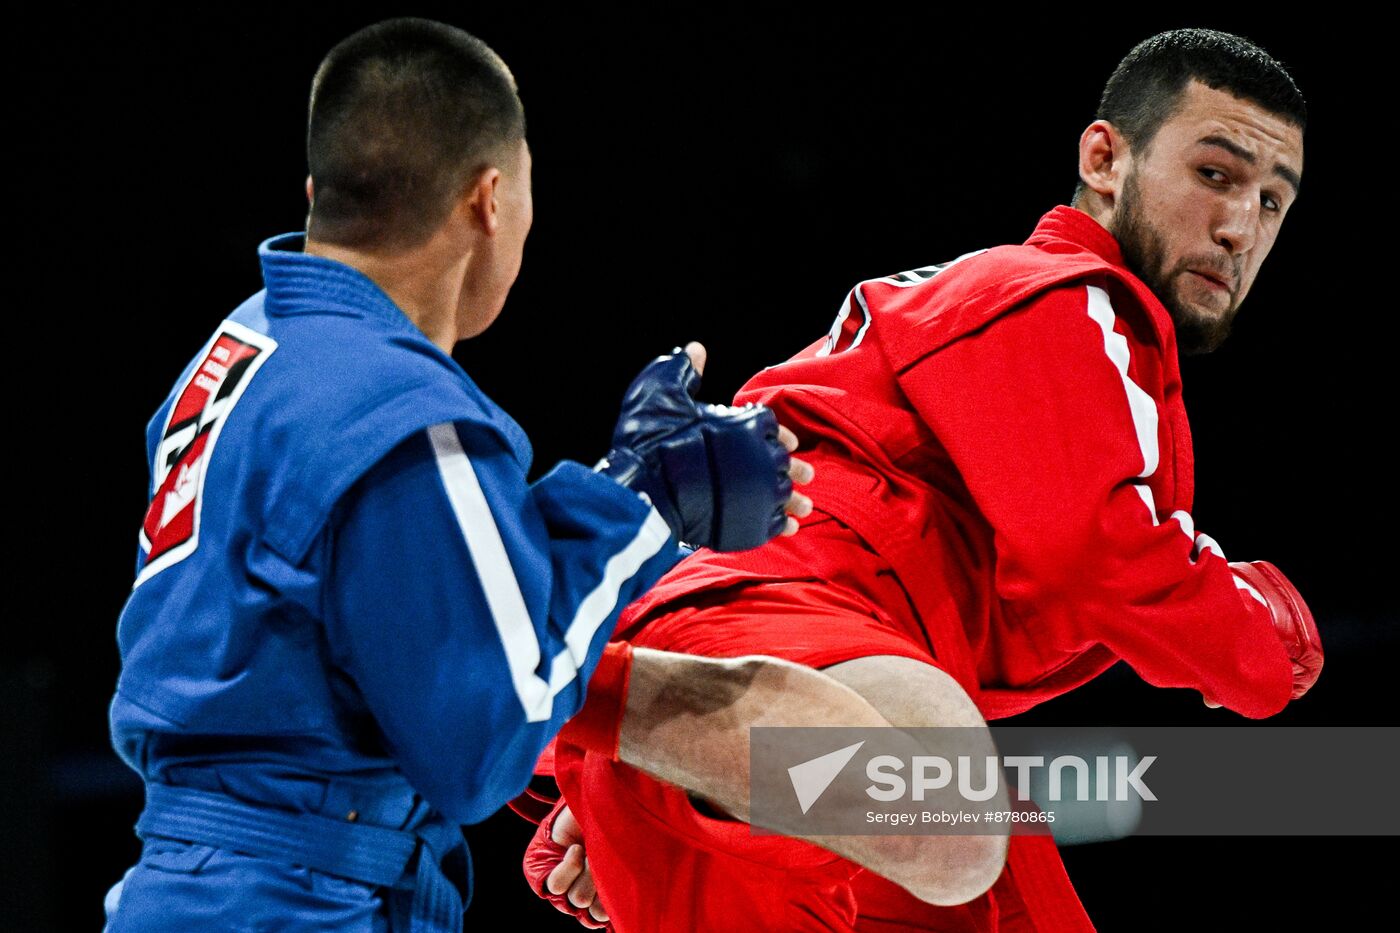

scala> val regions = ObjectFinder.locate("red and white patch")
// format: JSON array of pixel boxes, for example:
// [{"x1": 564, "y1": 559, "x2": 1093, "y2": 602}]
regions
[{"x1": 136, "y1": 319, "x2": 277, "y2": 586}]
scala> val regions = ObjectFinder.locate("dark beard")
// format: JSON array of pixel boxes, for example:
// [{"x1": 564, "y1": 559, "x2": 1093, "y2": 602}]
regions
[{"x1": 1108, "y1": 170, "x2": 1238, "y2": 356}]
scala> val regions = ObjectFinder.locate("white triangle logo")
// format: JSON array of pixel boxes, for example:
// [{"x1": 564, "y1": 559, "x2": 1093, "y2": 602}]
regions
[{"x1": 788, "y1": 741, "x2": 865, "y2": 814}]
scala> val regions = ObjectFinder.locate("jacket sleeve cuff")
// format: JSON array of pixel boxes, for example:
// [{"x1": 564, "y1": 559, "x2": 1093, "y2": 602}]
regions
[{"x1": 558, "y1": 641, "x2": 633, "y2": 759}]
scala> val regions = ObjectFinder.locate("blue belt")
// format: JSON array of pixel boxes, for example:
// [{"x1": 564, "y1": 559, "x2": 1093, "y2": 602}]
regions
[{"x1": 136, "y1": 782, "x2": 470, "y2": 933}]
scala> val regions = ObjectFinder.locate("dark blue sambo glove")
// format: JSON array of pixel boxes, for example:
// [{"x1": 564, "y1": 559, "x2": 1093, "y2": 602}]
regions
[{"x1": 598, "y1": 348, "x2": 792, "y2": 552}]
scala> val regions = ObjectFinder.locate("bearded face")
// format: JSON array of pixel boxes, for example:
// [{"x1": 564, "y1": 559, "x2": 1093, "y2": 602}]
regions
[
  {"x1": 1110, "y1": 166, "x2": 1241, "y2": 356},
  {"x1": 1095, "y1": 81, "x2": 1304, "y2": 357}
]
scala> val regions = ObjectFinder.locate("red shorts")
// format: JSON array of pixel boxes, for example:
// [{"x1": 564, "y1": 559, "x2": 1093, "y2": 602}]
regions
[{"x1": 554, "y1": 578, "x2": 1086, "y2": 932}]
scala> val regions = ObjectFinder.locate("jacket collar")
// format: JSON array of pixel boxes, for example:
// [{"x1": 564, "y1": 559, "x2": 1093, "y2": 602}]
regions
[
  {"x1": 258, "y1": 233, "x2": 416, "y2": 334},
  {"x1": 1024, "y1": 205, "x2": 1126, "y2": 269}
]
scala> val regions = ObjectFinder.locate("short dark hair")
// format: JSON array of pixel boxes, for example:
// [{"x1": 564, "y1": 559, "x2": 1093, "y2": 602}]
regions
[
  {"x1": 1072, "y1": 29, "x2": 1306, "y2": 205},
  {"x1": 306, "y1": 18, "x2": 526, "y2": 249}
]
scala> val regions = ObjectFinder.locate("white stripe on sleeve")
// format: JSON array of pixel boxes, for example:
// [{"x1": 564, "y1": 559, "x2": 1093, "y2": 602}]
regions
[
  {"x1": 1085, "y1": 285, "x2": 1159, "y2": 479},
  {"x1": 1134, "y1": 484, "x2": 1159, "y2": 524},
  {"x1": 429, "y1": 423, "x2": 549, "y2": 719},
  {"x1": 1084, "y1": 288, "x2": 1244, "y2": 583},
  {"x1": 1235, "y1": 575, "x2": 1269, "y2": 607},
  {"x1": 851, "y1": 286, "x2": 874, "y2": 350},
  {"x1": 428, "y1": 422, "x2": 666, "y2": 722},
  {"x1": 815, "y1": 290, "x2": 856, "y2": 358},
  {"x1": 1194, "y1": 532, "x2": 1225, "y2": 560},
  {"x1": 547, "y1": 507, "x2": 671, "y2": 700}
]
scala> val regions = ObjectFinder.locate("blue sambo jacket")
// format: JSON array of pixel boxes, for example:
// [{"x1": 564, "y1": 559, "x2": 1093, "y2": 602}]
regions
[{"x1": 106, "y1": 233, "x2": 679, "y2": 930}]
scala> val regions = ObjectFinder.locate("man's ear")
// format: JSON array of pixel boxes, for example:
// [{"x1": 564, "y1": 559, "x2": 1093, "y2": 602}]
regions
[
  {"x1": 461, "y1": 167, "x2": 503, "y2": 235},
  {"x1": 306, "y1": 175, "x2": 314, "y2": 204},
  {"x1": 1078, "y1": 120, "x2": 1129, "y2": 207}
]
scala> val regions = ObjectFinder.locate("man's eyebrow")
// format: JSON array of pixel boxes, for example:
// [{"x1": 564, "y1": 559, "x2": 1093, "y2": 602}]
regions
[{"x1": 1197, "y1": 134, "x2": 1301, "y2": 197}]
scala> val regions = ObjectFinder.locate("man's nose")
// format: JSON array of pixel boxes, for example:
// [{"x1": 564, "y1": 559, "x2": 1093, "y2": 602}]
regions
[{"x1": 1213, "y1": 192, "x2": 1259, "y2": 256}]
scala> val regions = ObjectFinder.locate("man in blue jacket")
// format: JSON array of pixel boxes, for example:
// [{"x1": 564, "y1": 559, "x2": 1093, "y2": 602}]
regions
[{"x1": 104, "y1": 18, "x2": 809, "y2": 932}]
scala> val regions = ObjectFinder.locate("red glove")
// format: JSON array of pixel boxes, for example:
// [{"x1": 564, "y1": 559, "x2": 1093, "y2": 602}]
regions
[
  {"x1": 522, "y1": 798, "x2": 611, "y2": 930},
  {"x1": 1230, "y1": 561, "x2": 1323, "y2": 699}
]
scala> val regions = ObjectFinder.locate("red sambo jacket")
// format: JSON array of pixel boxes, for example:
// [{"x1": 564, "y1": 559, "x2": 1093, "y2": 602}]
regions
[{"x1": 625, "y1": 205, "x2": 1295, "y2": 720}]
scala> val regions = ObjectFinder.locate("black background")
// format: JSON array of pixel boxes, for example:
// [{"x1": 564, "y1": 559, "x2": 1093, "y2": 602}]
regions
[{"x1": 11, "y1": 5, "x2": 1396, "y2": 930}]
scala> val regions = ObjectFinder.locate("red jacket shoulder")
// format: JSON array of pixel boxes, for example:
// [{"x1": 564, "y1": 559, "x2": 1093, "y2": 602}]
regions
[{"x1": 870, "y1": 243, "x2": 1143, "y2": 372}]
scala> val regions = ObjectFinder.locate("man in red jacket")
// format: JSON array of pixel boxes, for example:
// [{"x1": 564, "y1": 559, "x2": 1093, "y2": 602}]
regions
[{"x1": 525, "y1": 28, "x2": 1321, "y2": 932}]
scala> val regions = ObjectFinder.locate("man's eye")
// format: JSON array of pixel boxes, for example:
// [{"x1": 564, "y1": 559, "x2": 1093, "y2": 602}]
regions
[
  {"x1": 1262, "y1": 193, "x2": 1282, "y2": 213},
  {"x1": 1199, "y1": 167, "x2": 1227, "y2": 184}
]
